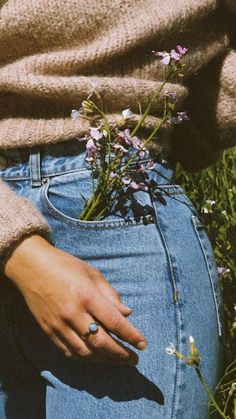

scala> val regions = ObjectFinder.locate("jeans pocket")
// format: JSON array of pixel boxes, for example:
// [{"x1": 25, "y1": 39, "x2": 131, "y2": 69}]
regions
[
  {"x1": 191, "y1": 215, "x2": 223, "y2": 336},
  {"x1": 41, "y1": 168, "x2": 156, "y2": 229}
]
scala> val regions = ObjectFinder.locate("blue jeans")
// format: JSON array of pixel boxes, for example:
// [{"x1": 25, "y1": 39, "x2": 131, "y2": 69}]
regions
[{"x1": 0, "y1": 140, "x2": 224, "y2": 418}]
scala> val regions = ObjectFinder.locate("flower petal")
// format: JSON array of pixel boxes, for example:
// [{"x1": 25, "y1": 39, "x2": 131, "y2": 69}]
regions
[
  {"x1": 122, "y1": 108, "x2": 133, "y2": 119},
  {"x1": 90, "y1": 127, "x2": 103, "y2": 141}
]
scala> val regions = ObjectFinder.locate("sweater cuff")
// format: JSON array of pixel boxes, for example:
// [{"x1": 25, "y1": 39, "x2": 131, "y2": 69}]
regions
[{"x1": 0, "y1": 180, "x2": 52, "y2": 271}]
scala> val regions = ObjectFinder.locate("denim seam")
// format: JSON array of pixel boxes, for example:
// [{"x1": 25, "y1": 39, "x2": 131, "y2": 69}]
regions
[
  {"x1": 191, "y1": 215, "x2": 222, "y2": 336},
  {"x1": 151, "y1": 209, "x2": 182, "y2": 419}
]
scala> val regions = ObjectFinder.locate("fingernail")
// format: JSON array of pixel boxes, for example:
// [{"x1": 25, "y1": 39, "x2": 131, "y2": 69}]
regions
[
  {"x1": 137, "y1": 340, "x2": 147, "y2": 350},
  {"x1": 123, "y1": 305, "x2": 132, "y2": 312}
]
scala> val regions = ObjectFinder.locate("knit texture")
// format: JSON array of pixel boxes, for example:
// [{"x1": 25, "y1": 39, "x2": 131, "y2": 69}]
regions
[
  {"x1": 0, "y1": 178, "x2": 51, "y2": 264},
  {"x1": 0, "y1": 0, "x2": 235, "y2": 258}
]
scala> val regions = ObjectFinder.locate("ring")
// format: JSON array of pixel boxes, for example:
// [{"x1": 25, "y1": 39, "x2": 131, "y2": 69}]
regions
[{"x1": 82, "y1": 322, "x2": 99, "y2": 340}]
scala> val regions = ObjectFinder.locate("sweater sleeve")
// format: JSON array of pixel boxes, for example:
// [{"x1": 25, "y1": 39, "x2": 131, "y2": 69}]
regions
[
  {"x1": 169, "y1": 48, "x2": 236, "y2": 172},
  {"x1": 224, "y1": 0, "x2": 236, "y2": 16},
  {"x1": 0, "y1": 178, "x2": 51, "y2": 266},
  {"x1": 169, "y1": 4, "x2": 236, "y2": 172}
]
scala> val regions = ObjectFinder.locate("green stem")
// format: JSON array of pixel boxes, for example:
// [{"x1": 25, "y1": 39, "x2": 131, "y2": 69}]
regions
[
  {"x1": 117, "y1": 111, "x2": 169, "y2": 179},
  {"x1": 222, "y1": 153, "x2": 235, "y2": 217},
  {"x1": 213, "y1": 363, "x2": 236, "y2": 397},
  {"x1": 223, "y1": 391, "x2": 231, "y2": 415},
  {"x1": 195, "y1": 367, "x2": 227, "y2": 419},
  {"x1": 91, "y1": 164, "x2": 95, "y2": 194},
  {"x1": 80, "y1": 67, "x2": 173, "y2": 221},
  {"x1": 130, "y1": 70, "x2": 172, "y2": 137},
  {"x1": 80, "y1": 192, "x2": 101, "y2": 220},
  {"x1": 85, "y1": 110, "x2": 169, "y2": 220}
]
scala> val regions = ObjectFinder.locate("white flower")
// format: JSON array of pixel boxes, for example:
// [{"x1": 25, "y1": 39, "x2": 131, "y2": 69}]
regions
[
  {"x1": 189, "y1": 336, "x2": 194, "y2": 343},
  {"x1": 229, "y1": 382, "x2": 236, "y2": 396},
  {"x1": 206, "y1": 199, "x2": 216, "y2": 206},
  {"x1": 122, "y1": 108, "x2": 133, "y2": 119},
  {"x1": 71, "y1": 109, "x2": 80, "y2": 120},
  {"x1": 202, "y1": 208, "x2": 209, "y2": 213},
  {"x1": 165, "y1": 342, "x2": 176, "y2": 355},
  {"x1": 217, "y1": 266, "x2": 230, "y2": 277}
]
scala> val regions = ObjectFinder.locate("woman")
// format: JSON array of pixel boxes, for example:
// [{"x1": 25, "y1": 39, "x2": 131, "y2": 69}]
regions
[{"x1": 0, "y1": 0, "x2": 235, "y2": 417}]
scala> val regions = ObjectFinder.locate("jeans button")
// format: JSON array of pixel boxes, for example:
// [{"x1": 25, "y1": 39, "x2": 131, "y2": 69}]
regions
[{"x1": 0, "y1": 156, "x2": 7, "y2": 170}]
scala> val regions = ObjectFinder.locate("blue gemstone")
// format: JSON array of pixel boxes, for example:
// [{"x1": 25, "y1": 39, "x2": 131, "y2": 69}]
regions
[{"x1": 89, "y1": 323, "x2": 98, "y2": 333}]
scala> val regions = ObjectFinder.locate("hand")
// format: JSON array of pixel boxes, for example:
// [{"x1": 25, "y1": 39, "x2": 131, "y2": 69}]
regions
[{"x1": 4, "y1": 235, "x2": 147, "y2": 366}]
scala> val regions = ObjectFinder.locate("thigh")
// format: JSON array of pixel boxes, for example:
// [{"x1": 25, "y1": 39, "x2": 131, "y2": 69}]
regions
[
  {"x1": 0, "y1": 294, "x2": 46, "y2": 419},
  {"x1": 0, "y1": 163, "x2": 224, "y2": 419},
  {"x1": 42, "y1": 192, "x2": 223, "y2": 419}
]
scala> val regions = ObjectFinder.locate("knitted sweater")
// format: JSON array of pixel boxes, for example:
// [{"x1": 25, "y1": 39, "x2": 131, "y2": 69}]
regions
[{"x1": 0, "y1": 0, "x2": 235, "y2": 262}]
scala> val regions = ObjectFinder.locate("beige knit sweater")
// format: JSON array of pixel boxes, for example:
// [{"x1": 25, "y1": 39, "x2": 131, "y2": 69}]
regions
[{"x1": 0, "y1": 0, "x2": 235, "y2": 262}]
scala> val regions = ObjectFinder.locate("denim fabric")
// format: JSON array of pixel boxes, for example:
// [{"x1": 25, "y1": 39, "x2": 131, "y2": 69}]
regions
[{"x1": 0, "y1": 140, "x2": 224, "y2": 419}]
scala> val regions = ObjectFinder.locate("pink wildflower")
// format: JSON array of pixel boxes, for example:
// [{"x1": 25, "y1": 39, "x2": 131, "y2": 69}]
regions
[
  {"x1": 152, "y1": 45, "x2": 188, "y2": 65},
  {"x1": 122, "y1": 176, "x2": 131, "y2": 185},
  {"x1": 90, "y1": 127, "x2": 103, "y2": 141},
  {"x1": 153, "y1": 51, "x2": 171, "y2": 65},
  {"x1": 176, "y1": 45, "x2": 188, "y2": 55},
  {"x1": 129, "y1": 181, "x2": 148, "y2": 191},
  {"x1": 118, "y1": 129, "x2": 133, "y2": 146},
  {"x1": 86, "y1": 138, "x2": 97, "y2": 162},
  {"x1": 167, "y1": 111, "x2": 190, "y2": 125},
  {"x1": 109, "y1": 171, "x2": 119, "y2": 180},
  {"x1": 132, "y1": 137, "x2": 142, "y2": 149},
  {"x1": 113, "y1": 144, "x2": 129, "y2": 153},
  {"x1": 170, "y1": 49, "x2": 181, "y2": 61}
]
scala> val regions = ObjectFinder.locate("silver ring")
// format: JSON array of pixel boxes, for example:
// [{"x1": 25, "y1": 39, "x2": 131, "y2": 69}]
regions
[{"x1": 82, "y1": 322, "x2": 99, "y2": 340}]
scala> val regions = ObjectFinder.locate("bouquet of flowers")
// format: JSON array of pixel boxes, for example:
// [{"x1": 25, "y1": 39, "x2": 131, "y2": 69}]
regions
[{"x1": 71, "y1": 45, "x2": 189, "y2": 221}]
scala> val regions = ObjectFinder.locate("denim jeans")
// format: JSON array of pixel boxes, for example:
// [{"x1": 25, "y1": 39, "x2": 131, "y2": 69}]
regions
[{"x1": 0, "y1": 140, "x2": 224, "y2": 418}]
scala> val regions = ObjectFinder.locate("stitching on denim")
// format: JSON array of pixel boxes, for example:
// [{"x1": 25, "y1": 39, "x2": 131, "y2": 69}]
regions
[
  {"x1": 151, "y1": 207, "x2": 182, "y2": 419},
  {"x1": 191, "y1": 215, "x2": 222, "y2": 336},
  {"x1": 41, "y1": 180, "x2": 155, "y2": 229}
]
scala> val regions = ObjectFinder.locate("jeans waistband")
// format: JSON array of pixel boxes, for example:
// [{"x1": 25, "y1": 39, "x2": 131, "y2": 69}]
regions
[{"x1": 0, "y1": 139, "x2": 176, "y2": 186}]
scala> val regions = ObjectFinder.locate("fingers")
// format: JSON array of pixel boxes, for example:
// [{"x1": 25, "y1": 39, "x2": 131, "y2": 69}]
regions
[
  {"x1": 86, "y1": 265, "x2": 133, "y2": 316},
  {"x1": 53, "y1": 328, "x2": 94, "y2": 359},
  {"x1": 88, "y1": 294, "x2": 147, "y2": 350},
  {"x1": 65, "y1": 314, "x2": 139, "y2": 365},
  {"x1": 50, "y1": 333, "x2": 73, "y2": 358},
  {"x1": 53, "y1": 323, "x2": 138, "y2": 366}
]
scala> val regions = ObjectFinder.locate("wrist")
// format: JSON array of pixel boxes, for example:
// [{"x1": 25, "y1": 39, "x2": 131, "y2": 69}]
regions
[{"x1": 4, "y1": 234, "x2": 52, "y2": 282}]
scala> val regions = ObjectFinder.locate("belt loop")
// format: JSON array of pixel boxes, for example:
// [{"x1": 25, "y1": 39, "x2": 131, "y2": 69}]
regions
[{"x1": 29, "y1": 148, "x2": 42, "y2": 187}]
